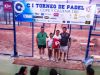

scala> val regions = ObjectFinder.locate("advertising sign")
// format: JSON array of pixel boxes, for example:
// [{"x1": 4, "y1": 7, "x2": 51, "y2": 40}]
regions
[
  {"x1": 4, "y1": 2, "x2": 12, "y2": 12},
  {"x1": 14, "y1": 1, "x2": 96, "y2": 25}
]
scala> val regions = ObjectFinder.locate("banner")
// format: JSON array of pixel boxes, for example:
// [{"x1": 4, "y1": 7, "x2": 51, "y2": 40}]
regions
[
  {"x1": 4, "y1": 2, "x2": 12, "y2": 12},
  {"x1": 14, "y1": 1, "x2": 96, "y2": 25}
]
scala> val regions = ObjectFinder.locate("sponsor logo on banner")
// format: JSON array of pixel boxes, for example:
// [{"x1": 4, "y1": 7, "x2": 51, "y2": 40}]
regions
[
  {"x1": 67, "y1": 21, "x2": 70, "y2": 23},
  {"x1": 4, "y1": 2, "x2": 12, "y2": 12},
  {"x1": 51, "y1": 20, "x2": 60, "y2": 23},
  {"x1": 50, "y1": 17, "x2": 56, "y2": 19},
  {"x1": 44, "y1": 13, "x2": 51, "y2": 15},
  {"x1": 44, "y1": 16, "x2": 49, "y2": 19},
  {"x1": 23, "y1": 14, "x2": 33, "y2": 18},
  {"x1": 53, "y1": 13, "x2": 59, "y2": 16},
  {"x1": 35, "y1": 13, "x2": 39, "y2": 15},
  {"x1": 41, "y1": 13, "x2": 44, "y2": 16},
  {"x1": 71, "y1": 21, "x2": 85, "y2": 24},
  {"x1": 62, "y1": 21, "x2": 66, "y2": 23},
  {"x1": 35, "y1": 19, "x2": 44, "y2": 22},
  {"x1": 14, "y1": 1, "x2": 25, "y2": 13},
  {"x1": 34, "y1": 16, "x2": 43, "y2": 18},
  {"x1": 86, "y1": 6, "x2": 91, "y2": 12},
  {"x1": 85, "y1": 21, "x2": 91, "y2": 24}
]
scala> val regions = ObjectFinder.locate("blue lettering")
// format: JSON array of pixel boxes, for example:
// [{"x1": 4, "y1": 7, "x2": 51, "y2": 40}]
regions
[
  {"x1": 27, "y1": 3, "x2": 34, "y2": 8},
  {"x1": 71, "y1": 5, "x2": 74, "y2": 9},
  {"x1": 58, "y1": 5, "x2": 65, "y2": 9},
  {"x1": 75, "y1": 6, "x2": 77, "y2": 9},
  {"x1": 78, "y1": 6, "x2": 84, "y2": 10},
  {"x1": 27, "y1": 3, "x2": 30, "y2": 7},
  {"x1": 67, "y1": 5, "x2": 70, "y2": 9},
  {"x1": 36, "y1": 4, "x2": 56, "y2": 8},
  {"x1": 36, "y1": 4, "x2": 39, "y2": 8},
  {"x1": 62, "y1": 5, "x2": 65, "y2": 9},
  {"x1": 67, "y1": 5, "x2": 84, "y2": 10},
  {"x1": 32, "y1": 4, "x2": 34, "y2": 7}
]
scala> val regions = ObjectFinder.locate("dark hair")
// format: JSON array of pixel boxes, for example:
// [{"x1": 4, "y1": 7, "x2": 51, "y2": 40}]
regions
[
  {"x1": 49, "y1": 33, "x2": 53, "y2": 35},
  {"x1": 41, "y1": 26, "x2": 44, "y2": 28},
  {"x1": 15, "y1": 66, "x2": 27, "y2": 75},
  {"x1": 50, "y1": 69, "x2": 58, "y2": 75},
  {"x1": 30, "y1": 65, "x2": 39, "y2": 75},
  {"x1": 86, "y1": 65, "x2": 94, "y2": 75},
  {"x1": 56, "y1": 30, "x2": 60, "y2": 32},
  {"x1": 63, "y1": 27, "x2": 67, "y2": 29}
]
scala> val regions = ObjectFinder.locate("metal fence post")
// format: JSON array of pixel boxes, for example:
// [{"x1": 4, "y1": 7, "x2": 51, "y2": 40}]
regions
[
  {"x1": 12, "y1": 1, "x2": 18, "y2": 57},
  {"x1": 85, "y1": 26, "x2": 93, "y2": 59}
]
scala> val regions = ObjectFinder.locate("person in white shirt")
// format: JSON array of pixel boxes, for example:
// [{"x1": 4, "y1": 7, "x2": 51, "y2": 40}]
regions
[{"x1": 47, "y1": 33, "x2": 53, "y2": 60}]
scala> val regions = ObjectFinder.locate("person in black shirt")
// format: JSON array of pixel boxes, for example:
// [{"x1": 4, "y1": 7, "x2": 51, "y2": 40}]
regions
[{"x1": 59, "y1": 27, "x2": 70, "y2": 62}]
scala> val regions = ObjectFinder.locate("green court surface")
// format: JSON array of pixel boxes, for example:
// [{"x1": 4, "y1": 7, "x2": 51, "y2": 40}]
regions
[{"x1": 0, "y1": 55, "x2": 100, "y2": 75}]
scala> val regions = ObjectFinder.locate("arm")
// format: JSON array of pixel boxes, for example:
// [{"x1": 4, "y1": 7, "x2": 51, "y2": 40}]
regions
[
  {"x1": 46, "y1": 33, "x2": 48, "y2": 38},
  {"x1": 36, "y1": 38, "x2": 38, "y2": 46},
  {"x1": 68, "y1": 33, "x2": 71, "y2": 48},
  {"x1": 47, "y1": 38, "x2": 49, "y2": 48}
]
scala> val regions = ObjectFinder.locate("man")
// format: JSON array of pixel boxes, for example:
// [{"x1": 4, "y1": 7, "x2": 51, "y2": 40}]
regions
[
  {"x1": 59, "y1": 27, "x2": 70, "y2": 62},
  {"x1": 36, "y1": 26, "x2": 48, "y2": 59}
]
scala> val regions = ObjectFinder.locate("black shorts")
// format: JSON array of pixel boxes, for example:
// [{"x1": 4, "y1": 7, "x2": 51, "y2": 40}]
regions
[{"x1": 38, "y1": 45, "x2": 46, "y2": 49}]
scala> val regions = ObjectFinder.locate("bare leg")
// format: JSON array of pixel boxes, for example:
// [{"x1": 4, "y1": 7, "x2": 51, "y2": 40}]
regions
[
  {"x1": 57, "y1": 49, "x2": 59, "y2": 60},
  {"x1": 63, "y1": 53, "x2": 66, "y2": 62},
  {"x1": 39, "y1": 49, "x2": 42, "y2": 58},
  {"x1": 59, "y1": 52, "x2": 62, "y2": 60},
  {"x1": 48, "y1": 48, "x2": 52, "y2": 59},
  {"x1": 54, "y1": 49, "x2": 56, "y2": 61},
  {"x1": 64, "y1": 53, "x2": 66, "y2": 59},
  {"x1": 42, "y1": 48, "x2": 44, "y2": 55},
  {"x1": 49, "y1": 49, "x2": 52, "y2": 59}
]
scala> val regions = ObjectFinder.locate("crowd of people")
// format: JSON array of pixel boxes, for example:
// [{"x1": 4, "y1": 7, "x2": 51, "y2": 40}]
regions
[
  {"x1": 36, "y1": 26, "x2": 71, "y2": 62},
  {"x1": 15, "y1": 65, "x2": 60, "y2": 75},
  {"x1": 15, "y1": 65, "x2": 95, "y2": 75},
  {"x1": 15, "y1": 65, "x2": 39, "y2": 75}
]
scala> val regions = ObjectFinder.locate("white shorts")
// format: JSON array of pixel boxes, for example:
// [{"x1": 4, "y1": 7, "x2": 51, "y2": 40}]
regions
[{"x1": 60, "y1": 46, "x2": 68, "y2": 53}]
